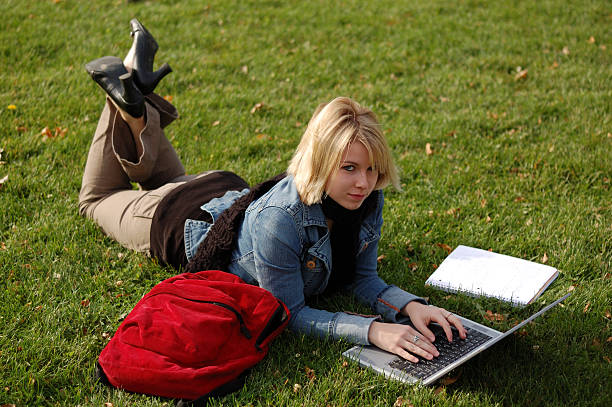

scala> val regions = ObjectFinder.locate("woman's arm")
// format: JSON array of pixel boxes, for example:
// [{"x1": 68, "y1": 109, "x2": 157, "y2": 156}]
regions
[{"x1": 251, "y1": 206, "x2": 377, "y2": 344}]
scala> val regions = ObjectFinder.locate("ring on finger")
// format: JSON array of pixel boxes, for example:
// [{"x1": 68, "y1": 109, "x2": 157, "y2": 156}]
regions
[
  {"x1": 444, "y1": 312, "x2": 453, "y2": 319},
  {"x1": 412, "y1": 334, "x2": 420, "y2": 343}
]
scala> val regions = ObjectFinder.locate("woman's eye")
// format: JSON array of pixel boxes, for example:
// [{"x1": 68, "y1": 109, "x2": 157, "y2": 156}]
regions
[{"x1": 342, "y1": 165, "x2": 355, "y2": 171}]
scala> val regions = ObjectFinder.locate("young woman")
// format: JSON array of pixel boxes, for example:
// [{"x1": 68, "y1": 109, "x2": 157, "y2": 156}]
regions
[{"x1": 81, "y1": 19, "x2": 466, "y2": 364}]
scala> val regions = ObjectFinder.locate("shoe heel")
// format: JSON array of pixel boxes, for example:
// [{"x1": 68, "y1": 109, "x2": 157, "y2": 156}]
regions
[{"x1": 119, "y1": 72, "x2": 145, "y2": 117}]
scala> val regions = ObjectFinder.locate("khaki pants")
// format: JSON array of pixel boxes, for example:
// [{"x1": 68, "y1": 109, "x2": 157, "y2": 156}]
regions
[{"x1": 79, "y1": 94, "x2": 204, "y2": 254}]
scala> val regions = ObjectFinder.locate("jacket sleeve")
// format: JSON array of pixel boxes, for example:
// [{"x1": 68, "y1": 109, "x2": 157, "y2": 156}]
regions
[
  {"x1": 350, "y1": 192, "x2": 427, "y2": 322},
  {"x1": 251, "y1": 206, "x2": 378, "y2": 345}
]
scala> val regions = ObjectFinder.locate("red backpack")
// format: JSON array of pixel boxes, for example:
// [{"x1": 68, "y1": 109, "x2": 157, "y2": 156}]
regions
[{"x1": 96, "y1": 270, "x2": 289, "y2": 404}]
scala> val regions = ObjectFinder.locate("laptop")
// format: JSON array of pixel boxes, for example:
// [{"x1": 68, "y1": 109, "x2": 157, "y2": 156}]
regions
[{"x1": 342, "y1": 292, "x2": 571, "y2": 385}]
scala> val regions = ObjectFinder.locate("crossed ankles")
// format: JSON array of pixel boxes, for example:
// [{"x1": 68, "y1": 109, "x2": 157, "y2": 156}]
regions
[{"x1": 84, "y1": 19, "x2": 172, "y2": 119}]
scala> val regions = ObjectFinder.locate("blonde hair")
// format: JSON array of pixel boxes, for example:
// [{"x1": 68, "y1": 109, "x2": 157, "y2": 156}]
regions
[{"x1": 287, "y1": 97, "x2": 400, "y2": 205}]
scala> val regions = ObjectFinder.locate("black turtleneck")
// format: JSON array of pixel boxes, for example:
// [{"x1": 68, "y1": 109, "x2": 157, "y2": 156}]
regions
[{"x1": 321, "y1": 193, "x2": 377, "y2": 294}]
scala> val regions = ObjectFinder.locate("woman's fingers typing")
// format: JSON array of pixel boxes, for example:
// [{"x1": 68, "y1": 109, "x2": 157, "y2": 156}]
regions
[{"x1": 368, "y1": 321, "x2": 440, "y2": 362}]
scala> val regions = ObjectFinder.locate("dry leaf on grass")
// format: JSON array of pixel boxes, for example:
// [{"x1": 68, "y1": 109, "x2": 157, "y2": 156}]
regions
[
  {"x1": 212, "y1": 120, "x2": 220, "y2": 127},
  {"x1": 393, "y1": 396, "x2": 413, "y2": 407},
  {"x1": 250, "y1": 102, "x2": 265, "y2": 114},
  {"x1": 484, "y1": 310, "x2": 505, "y2": 322},
  {"x1": 425, "y1": 143, "x2": 433, "y2": 155},
  {"x1": 435, "y1": 243, "x2": 453, "y2": 254},
  {"x1": 41, "y1": 126, "x2": 67, "y2": 141},
  {"x1": 439, "y1": 371, "x2": 461, "y2": 385},
  {"x1": 514, "y1": 67, "x2": 528, "y2": 81},
  {"x1": 0, "y1": 175, "x2": 7, "y2": 189},
  {"x1": 304, "y1": 366, "x2": 316, "y2": 381},
  {"x1": 541, "y1": 253, "x2": 548, "y2": 263},
  {"x1": 583, "y1": 301, "x2": 591, "y2": 313}
]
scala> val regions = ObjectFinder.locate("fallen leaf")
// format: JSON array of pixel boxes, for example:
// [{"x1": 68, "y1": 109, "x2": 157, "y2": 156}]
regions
[
  {"x1": 377, "y1": 254, "x2": 386, "y2": 262},
  {"x1": 541, "y1": 253, "x2": 548, "y2": 263},
  {"x1": 551, "y1": 61, "x2": 559, "y2": 69},
  {"x1": 104, "y1": 403, "x2": 114, "y2": 407},
  {"x1": 212, "y1": 120, "x2": 220, "y2": 127},
  {"x1": 293, "y1": 383, "x2": 301, "y2": 393},
  {"x1": 255, "y1": 133, "x2": 267, "y2": 140},
  {"x1": 588, "y1": 36, "x2": 595, "y2": 44},
  {"x1": 480, "y1": 199, "x2": 487, "y2": 208},
  {"x1": 342, "y1": 360, "x2": 349, "y2": 367},
  {"x1": 591, "y1": 338, "x2": 602, "y2": 349},
  {"x1": 250, "y1": 102, "x2": 264, "y2": 114},
  {"x1": 583, "y1": 301, "x2": 591, "y2": 313},
  {"x1": 486, "y1": 215, "x2": 491, "y2": 223},
  {"x1": 436, "y1": 243, "x2": 452, "y2": 254},
  {"x1": 241, "y1": 65, "x2": 248, "y2": 74},
  {"x1": 568, "y1": 285, "x2": 576, "y2": 291},
  {"x1": 304, "y1": 366, "x2": 316, "y2": 381},
  {"x1": 484, "y1": 310, "x2": 505, "y2": 322},
  {"x1": 163, "y1": 95, "x2": 173, "y2": 102},
  {"x1": 604, "y1": 310, "x2": 611, "y2": 319},
  {"x1": 562, "y1": 46, "x2": 570, "y2": 55},
  {"x1": 440, "y1": 371, "x2": 461, "y2": 385},
  {"x1": 606, "y1": 336, "x2": 612, "y2": 343},
  {"x1": 446, "y1": 207, "x2": 460, "y2": 216},
  {"x1": 514, "y1": 67, "x2": 528, "y2": 81},
  {"x1": 393, "y1": 396, "x2": 413, "y2": 407},
  {"x1": 532, "y1": 345, "x2": 540, "y2": 350},
  {"x1": 80, "y1": 299, "x2": 90, "y2": 308},
  {"x1": 604, "y1": 356, "x2": 611, "y2": 363},
  {"x1": 433, "y1": 385, "x2": 445, "y2": 395},
  {"x1": 0, "y1": 174, "x2": 7, "y2": 189},
  {"x1": 439, "y1": 96, "x2": 450, "y2": 102},
  {"x1": 41, "y1": 127, "x2": 53, "y2": 138},
  {"x1": 425, "y1": 143, "x2": 433, "y2": 155}
]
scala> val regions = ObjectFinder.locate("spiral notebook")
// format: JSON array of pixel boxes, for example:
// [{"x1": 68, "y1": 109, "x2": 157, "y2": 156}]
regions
[{"x1": 425, "y1": 245, "x2": 559, "y2": 306}]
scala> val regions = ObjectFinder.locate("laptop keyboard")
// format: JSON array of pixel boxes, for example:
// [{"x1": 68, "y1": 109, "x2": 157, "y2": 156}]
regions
[{"x1": 388, "y1": 326, "x2": 492, "y2": 379}]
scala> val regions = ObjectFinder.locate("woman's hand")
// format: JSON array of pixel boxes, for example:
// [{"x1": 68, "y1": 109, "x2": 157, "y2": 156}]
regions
[
  {"x1": 402, "y1": 301, "x2": 467, "y2": 343},
  {"x1": 367, "y1": 320, "x2": 441, "y2": 363}
]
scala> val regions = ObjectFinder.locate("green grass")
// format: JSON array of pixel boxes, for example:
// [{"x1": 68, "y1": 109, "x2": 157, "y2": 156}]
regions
[{"x1": 1, "y1": 0, "x2": 610, "y2": 405}]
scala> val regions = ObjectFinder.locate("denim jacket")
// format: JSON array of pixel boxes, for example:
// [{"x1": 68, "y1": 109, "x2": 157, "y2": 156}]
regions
[{"x1": 184, "y1": 176, "x2": 425, "y2": 345}]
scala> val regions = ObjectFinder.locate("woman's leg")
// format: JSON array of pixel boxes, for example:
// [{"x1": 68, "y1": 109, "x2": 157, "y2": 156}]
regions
[{"x1": 78, "y1": 94, "x2": 191, "y2": 253}]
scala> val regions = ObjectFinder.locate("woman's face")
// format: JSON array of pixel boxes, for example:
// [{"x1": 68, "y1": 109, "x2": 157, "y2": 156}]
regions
[{"x1": 325, "y1": 141, "x2": 378, "y2": 210}]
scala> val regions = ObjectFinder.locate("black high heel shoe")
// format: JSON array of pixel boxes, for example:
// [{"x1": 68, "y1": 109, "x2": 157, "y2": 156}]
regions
[
  {"x1": 85, "y1": 56, "x2": 145, "y2": 118},
  {"x1": 125, "y1": 18, "x2": 172, "y2": 95}
]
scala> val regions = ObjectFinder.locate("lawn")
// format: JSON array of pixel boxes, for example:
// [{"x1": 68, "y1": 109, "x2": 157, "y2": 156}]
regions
[{"x1": 0, "y1": 0, "x2": 610, "y2": 406}]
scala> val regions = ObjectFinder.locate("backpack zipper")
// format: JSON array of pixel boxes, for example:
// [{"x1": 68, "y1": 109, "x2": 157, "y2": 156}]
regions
[
  {"x1": 146, "y1": 292, "x2": 252, "y2": 339},
  {"x1": 203, "y1": 301, "x2": 252, "y2": 339}
]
